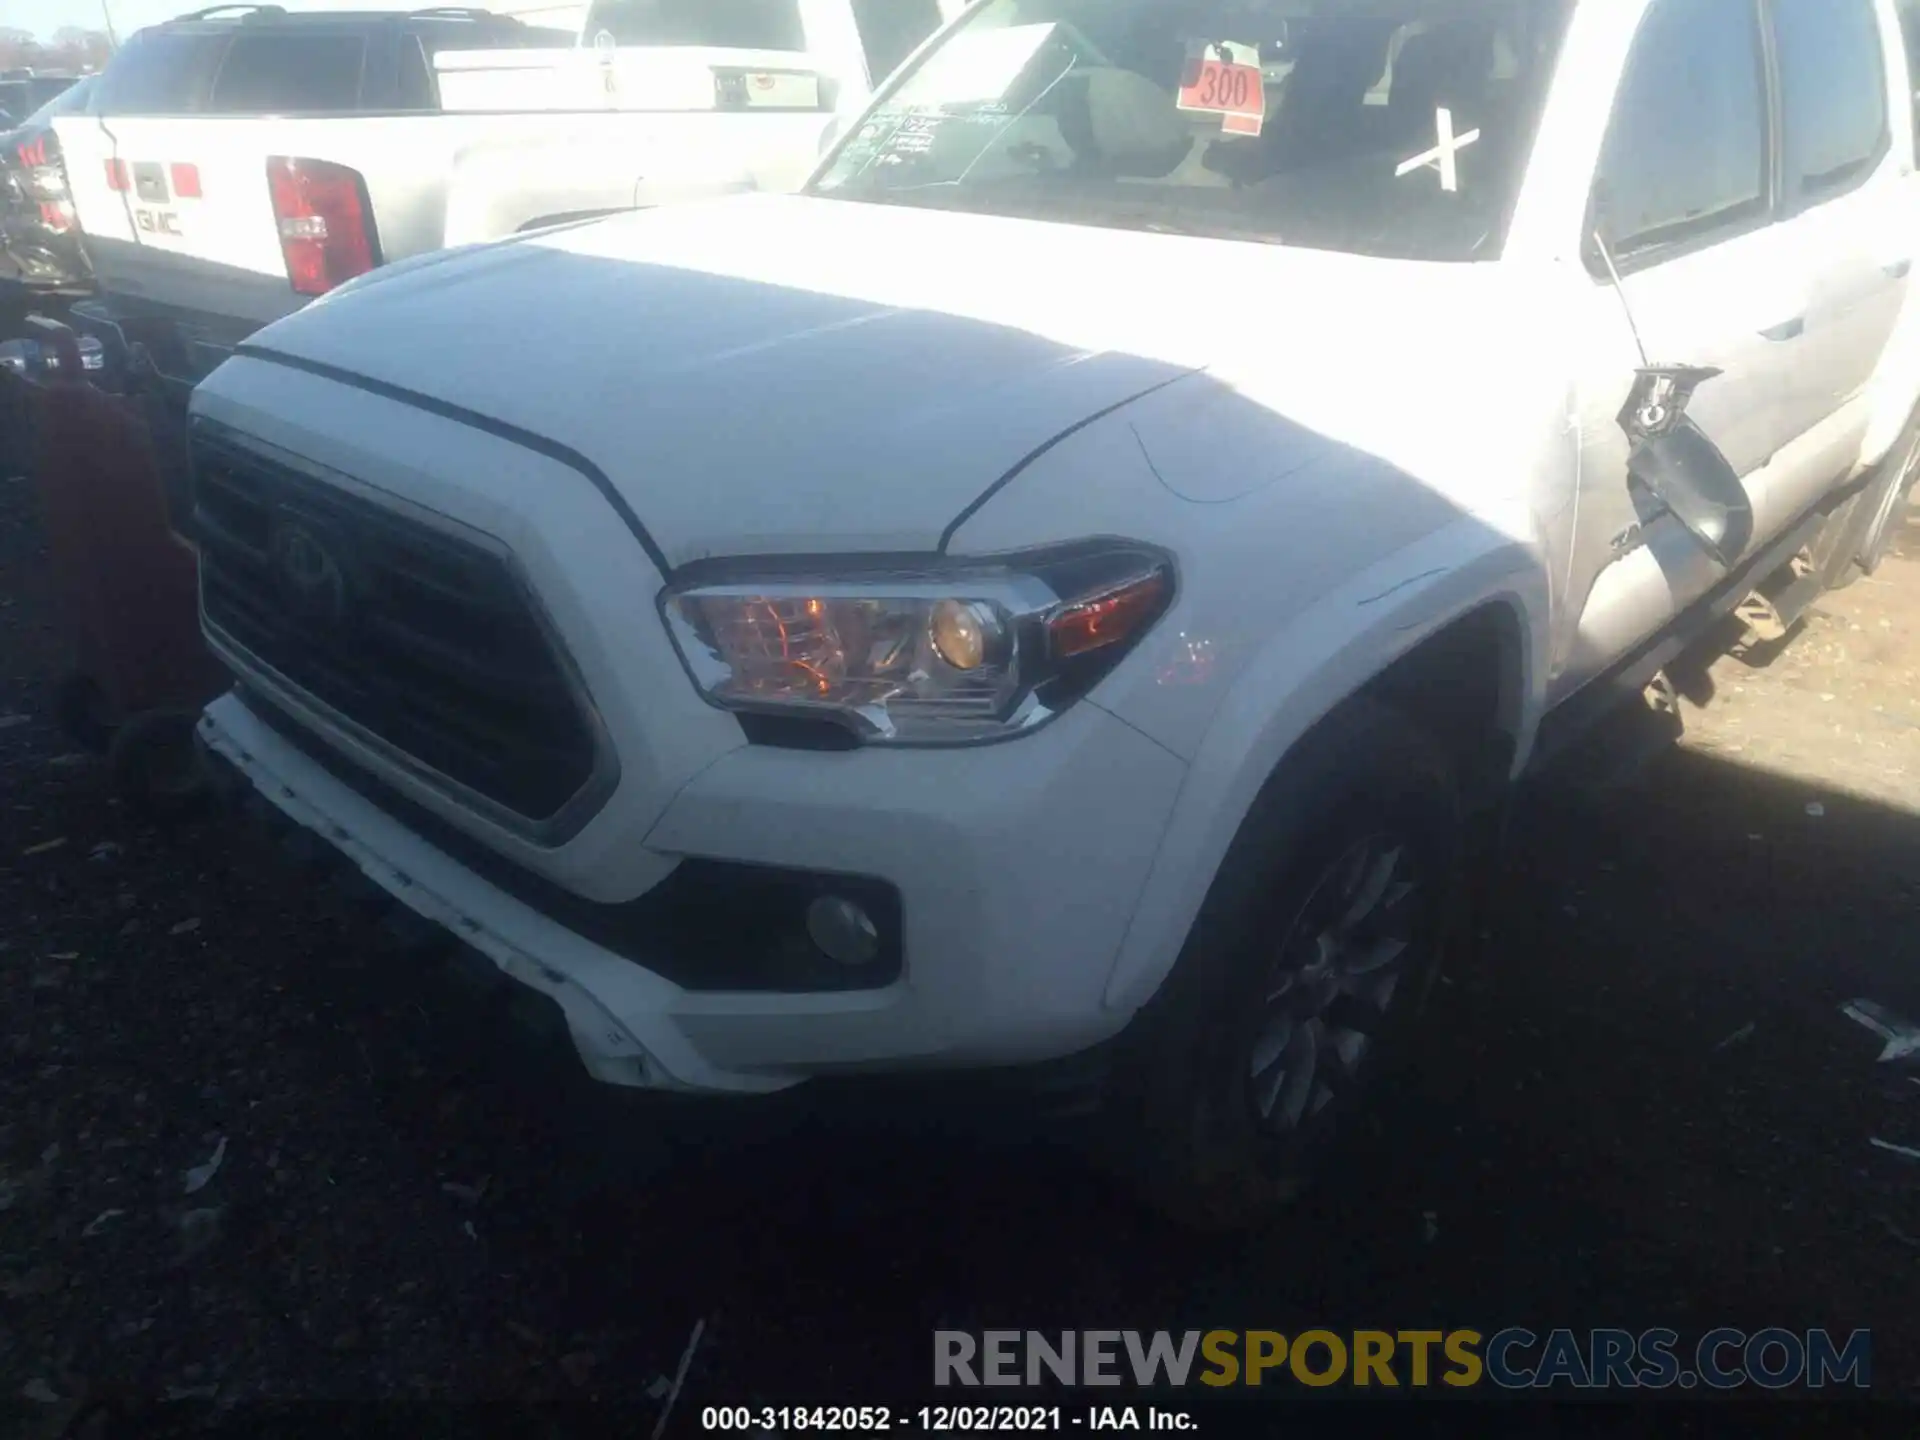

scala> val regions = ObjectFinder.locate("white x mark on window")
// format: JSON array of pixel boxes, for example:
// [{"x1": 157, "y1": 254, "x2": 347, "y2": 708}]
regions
[{"x1": 1395, "y1": 107, "x2": 1482, "y2": 193}]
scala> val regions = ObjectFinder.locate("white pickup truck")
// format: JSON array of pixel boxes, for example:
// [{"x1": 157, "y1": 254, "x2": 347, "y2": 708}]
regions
[
  {"x1": 54, "y1": 1, "x2": 962, "y2": 400},
  {"x1": 434, "y1": 0, "x2": 964, "y2": 123},
  {"x1": 190, "y1": 0, "x2": 1920, "y2": 1228}
]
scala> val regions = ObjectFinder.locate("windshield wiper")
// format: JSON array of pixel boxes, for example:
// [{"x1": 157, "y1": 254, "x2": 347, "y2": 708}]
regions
[{"x1": 1137, "y1": 218, "x2": 1286, "y2": 246}]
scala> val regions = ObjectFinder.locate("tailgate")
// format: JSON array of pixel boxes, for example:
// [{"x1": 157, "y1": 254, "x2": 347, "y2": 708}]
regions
[{"x1": 54, "y1": 113, "x2": 305, "y2": 331}]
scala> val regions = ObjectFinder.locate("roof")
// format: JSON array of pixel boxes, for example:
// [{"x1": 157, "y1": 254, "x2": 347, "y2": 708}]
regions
[{"x1": 158, "y1": 5, "x2": 538, "y2": 30}]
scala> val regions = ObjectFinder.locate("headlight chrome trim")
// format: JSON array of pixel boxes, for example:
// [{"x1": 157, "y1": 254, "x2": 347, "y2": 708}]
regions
[{"x1": 657, "y1": 538, "x2": 1177, "y2": 749}]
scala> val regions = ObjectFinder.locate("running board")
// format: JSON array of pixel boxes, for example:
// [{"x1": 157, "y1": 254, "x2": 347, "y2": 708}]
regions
[
  {"x1": 1528, "y1": 506, "x2": 1830, "y2": 778},
  {"x1": 1731, "y1": 546, "x2": 1827, "y2": 652}
]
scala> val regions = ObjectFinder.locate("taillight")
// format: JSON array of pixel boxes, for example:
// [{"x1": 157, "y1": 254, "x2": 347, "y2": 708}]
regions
[
  {"x1": 171, "y1": 162, "x2": 202, "y2": 199},
  {"x1": 266, "y1": 156, "x2": 377, "y2": 297},
  {"x1": 104, "y1": 158, "x2": 129, "y2": 190}
]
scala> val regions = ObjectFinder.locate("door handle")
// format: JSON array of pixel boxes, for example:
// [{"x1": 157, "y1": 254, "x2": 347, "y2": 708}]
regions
[
  {"x1": 1760, "y1": 317, "x2": 1805, "y2": 342},
  {"x1": 1886, "y1": 258, "x2": 1913, "y2": 279}
]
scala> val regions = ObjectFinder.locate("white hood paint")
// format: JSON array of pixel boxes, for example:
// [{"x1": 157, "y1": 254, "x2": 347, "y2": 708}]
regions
[{"x1": 235, "y1": 193, "x2": 1557, "y2": 568}]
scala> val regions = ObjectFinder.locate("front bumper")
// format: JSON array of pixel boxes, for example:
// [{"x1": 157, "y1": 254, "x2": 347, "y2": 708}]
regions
[{"x1": 199, "y1": 679, "x2": 1187, "y2": 1097}]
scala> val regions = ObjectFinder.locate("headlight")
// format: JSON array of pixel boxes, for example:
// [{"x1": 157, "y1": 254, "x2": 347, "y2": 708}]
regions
[{"x1": 661, "y1": 541, "x2": 1174, "y2": 745}]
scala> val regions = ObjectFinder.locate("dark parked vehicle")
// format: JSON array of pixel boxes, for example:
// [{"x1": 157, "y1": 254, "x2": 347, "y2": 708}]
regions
[
  {"x1": 0, "y1": 73, "x2": 83, "y2": 125},
  {"x1": 1, "y1": 77, "x2": 99, "y2": 299}
]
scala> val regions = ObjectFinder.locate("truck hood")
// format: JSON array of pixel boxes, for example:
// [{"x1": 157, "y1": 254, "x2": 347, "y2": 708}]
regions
[{"x1": 234, "y1": 193, "x2": 1534, "y2": 568}]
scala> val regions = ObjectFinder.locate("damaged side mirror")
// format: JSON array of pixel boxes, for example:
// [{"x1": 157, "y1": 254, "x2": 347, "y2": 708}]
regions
[
  {"x1": 1617, "y1": 367, "x2": 1753, "y2": 570},
  {"x1": 1589, "y1": 222, "x2": 1753, "y2": 570}
]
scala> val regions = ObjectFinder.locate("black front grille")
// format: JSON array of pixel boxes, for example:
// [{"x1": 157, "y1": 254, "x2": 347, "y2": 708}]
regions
[{"x1": 191, "y1": 428, "x2": 604, "y2": 827}]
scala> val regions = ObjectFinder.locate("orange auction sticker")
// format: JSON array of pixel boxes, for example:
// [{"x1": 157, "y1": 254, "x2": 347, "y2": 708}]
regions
[{"x1": 1177, "y1": 41, "x2": 1265, "y2": 136}]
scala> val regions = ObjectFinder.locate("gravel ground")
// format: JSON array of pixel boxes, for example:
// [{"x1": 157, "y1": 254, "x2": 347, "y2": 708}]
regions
[{"x1": 2, "y1": 432, "x2": 1919, "y2": 1429}]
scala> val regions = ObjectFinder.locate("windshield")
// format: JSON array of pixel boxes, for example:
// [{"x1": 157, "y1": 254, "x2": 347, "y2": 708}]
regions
[{"x1": 809, "y1": 0, "x2": 1574, "y2": 261}]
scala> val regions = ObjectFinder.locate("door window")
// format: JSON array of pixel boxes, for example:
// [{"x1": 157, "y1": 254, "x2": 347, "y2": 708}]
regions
[
  {"x1": 1773, "y1": 0, "x2": 1889, "y2": 208},
  {"x1": 1588, "y1": 0, "x2": 1769, "y2": 269},
  {"x1": 91, "y1": 30, "x2": 232, "y2": 115},
  {"x1": 206, "y1": 34, "x2": 368, "y2": 114}
]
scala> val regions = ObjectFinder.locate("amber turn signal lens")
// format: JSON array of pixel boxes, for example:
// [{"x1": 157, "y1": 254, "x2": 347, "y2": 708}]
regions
[{"x1": 1047, "y1": 569, "x2": 1171, "y2": 660}]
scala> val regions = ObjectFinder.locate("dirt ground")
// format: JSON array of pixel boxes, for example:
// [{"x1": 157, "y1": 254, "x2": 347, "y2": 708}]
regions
[{"x1": 1, "y1": 445, "x2": 1917, "y2": 1429}]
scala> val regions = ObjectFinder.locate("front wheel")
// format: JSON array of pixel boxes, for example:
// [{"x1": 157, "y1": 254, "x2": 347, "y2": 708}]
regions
[
  {"x1": 52, "y1": 670, "x2": 116, "y2": 754},
  {"x1": 108, "y1": 710, "x2": 214, "y2": 822},
  {"x1": 1119, "y1": 700, "x2": 1467, "y2": 1231}
]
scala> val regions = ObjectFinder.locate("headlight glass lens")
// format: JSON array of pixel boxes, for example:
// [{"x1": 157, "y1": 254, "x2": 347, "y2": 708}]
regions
[
  {"x1": 662, "y1": 545, "x2": 1172, "y2": 745},
  {"x1": 928, "y1": 599, "x2": 1002, "y2": 672},
  {"x1": 671, "y1": 590, "x2": 1024, "y2": 724}
]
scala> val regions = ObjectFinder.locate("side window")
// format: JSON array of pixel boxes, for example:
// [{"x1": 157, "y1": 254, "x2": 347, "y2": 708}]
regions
[
  {"x1": 1773, "y1": 0, "x2": 1889, "y2": 207},
  {"x1": 1589, "y1": 0, "x2": 1769, "y2": 269},
  {"x1": 397, "y1": 36, "x2": 438, "y2": 112},
  {"x1": 851, "y1": 0, "x2": 944, "y2": 85},
  {"x1": 92, "y1": 31, "x2": 232, "y2": 115},
  {"x1": 206, "y1": 33, "x2": 368, "y2": 114}
]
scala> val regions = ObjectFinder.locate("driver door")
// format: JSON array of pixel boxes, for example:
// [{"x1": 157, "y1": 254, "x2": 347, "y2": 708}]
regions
[{"x1": 1553, "y1": 0, "x2": 1806, "y2": 703}]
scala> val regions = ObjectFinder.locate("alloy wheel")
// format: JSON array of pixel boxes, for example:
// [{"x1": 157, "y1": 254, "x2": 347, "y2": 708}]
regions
[{"x1": 1246, "y1": 834, "x2": 1422, "y2": 1136}]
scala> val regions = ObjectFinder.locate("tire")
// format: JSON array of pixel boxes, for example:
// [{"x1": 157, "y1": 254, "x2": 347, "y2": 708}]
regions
[
  {"x1": 1116, "y1": 699, "x2": 1467, "y2": 1232},
  {"x1": 107, "y1": 710, "x2": 214, "y2": 822},
  {"x1": 52, "y1": 670, "x2": 116, "y2": 754}
]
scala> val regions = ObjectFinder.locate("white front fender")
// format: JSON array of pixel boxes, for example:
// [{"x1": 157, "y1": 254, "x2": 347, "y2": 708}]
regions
[{"x1": 1098, "y1": 518, "x2": 1552, "y2": 1015}]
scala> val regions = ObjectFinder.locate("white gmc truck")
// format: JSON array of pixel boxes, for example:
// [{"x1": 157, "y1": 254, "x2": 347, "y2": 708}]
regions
[
  {"x1": 188, "y1": 0, "x2": 1920, "y2": 1227},
  {"x1": 54, "y1": 1, "x2": 962, "y2": 399}
]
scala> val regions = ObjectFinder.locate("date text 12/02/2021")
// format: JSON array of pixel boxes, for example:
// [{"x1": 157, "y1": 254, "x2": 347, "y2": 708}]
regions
[{"x1": 701, "y1": 1406, "x2": 1195, "y2": 1431}]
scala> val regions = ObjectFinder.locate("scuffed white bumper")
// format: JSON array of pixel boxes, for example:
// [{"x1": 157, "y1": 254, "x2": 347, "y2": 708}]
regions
[{"x1": 199, "y1": 685, "x2": 1186, "y2": 1097}]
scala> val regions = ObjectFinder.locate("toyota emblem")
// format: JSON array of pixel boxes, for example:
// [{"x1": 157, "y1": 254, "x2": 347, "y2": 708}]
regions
[{"x1": 268, "y1": 517, "x2": 349, "y2": 626}]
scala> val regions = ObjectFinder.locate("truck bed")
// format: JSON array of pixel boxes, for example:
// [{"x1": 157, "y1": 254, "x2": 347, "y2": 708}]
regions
[{"x1": 53, "y1": 104, "x2": 833, "y2": 365}]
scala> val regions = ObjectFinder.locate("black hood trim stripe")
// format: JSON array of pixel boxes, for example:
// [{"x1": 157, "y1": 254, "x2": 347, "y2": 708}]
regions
[
  {"x1": 230, "y1": 343, "x2": 674, "y2": 579},
  {"x1": 234, "y1": 343, "x2": 1198, "y2": 575},
  {"x1": 937, "y1": 370, "x2": 1197, "y2": 552}
]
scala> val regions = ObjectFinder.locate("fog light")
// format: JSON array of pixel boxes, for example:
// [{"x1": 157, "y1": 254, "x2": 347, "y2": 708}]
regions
[{"x1": 806, "y1": 894, "x2": 880, "y2": 967}]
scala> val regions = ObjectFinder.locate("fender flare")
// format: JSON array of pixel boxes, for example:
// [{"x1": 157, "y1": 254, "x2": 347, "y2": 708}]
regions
[{"x1": 1099, "y1": 517, "x2": 1552, "y2": 1015}]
